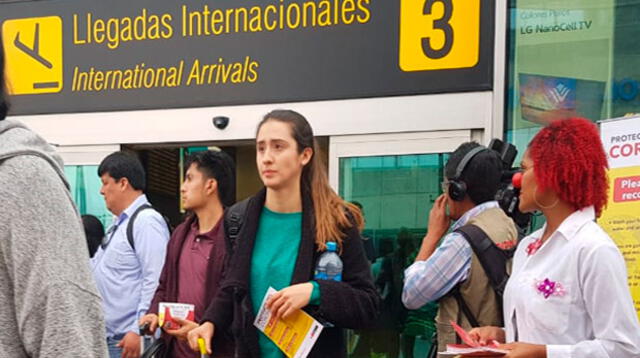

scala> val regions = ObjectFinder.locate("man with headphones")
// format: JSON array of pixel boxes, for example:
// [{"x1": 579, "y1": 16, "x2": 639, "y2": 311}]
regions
[{"x1": 401, "y1": 142, "x2": 517, "y2": 354}]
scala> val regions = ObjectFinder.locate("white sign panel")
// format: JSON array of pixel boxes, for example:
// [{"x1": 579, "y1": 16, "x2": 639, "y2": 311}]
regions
[{"x1": 600, "y1": 116, "x2": 640, "y2": 169}]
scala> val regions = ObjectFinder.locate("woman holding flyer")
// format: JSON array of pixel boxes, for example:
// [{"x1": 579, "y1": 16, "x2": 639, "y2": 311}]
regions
[
  {"x1": 469, "y1": 118, "x2": 640, "y2": 358},
  {"x1": 187, "y1": 109, "x2": 380, "y2": 357}
]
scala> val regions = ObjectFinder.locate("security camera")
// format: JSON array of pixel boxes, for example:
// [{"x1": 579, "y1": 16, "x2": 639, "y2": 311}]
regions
[{"x1": 212, "y1": 116, "x2": 230, "y2": 130}]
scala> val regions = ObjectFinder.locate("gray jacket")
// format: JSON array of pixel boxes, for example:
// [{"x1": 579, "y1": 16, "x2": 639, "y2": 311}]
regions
[{"x1": 0, "y1": 120, "x2": 108, "y2": 357}]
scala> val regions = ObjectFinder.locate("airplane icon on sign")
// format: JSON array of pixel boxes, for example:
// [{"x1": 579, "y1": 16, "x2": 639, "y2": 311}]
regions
[
  {"x1": 13, "y1": 22, "x2": 58, "y2": 89},
  {"x1": 1, "y1": 15, "x2": 63, "y2": 94},
  {"x1": 14, "y1": 23, "x2": 53, "y2": 69}
]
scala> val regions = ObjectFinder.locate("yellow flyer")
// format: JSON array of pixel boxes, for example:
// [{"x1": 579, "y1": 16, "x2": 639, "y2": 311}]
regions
[
  {"x1": 254, "y1": 287, "x2": 324, "y2": 358},
  {"x1": 599, "y1": 116, "x2": 640, "y2": 319}
]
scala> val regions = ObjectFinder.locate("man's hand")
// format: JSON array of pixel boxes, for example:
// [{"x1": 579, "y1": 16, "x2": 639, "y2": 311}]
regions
[
  {"x1": 468, "y1": 326, "x2": 505, "y2": 346},
  {"x1": 164, "y1": 317, "x2": 199, "y2": 341},
  {"x1": 266, "y1": 283, "x2": 313, "y2": 320},
  {"x1": 415, "y1": 194, "x2": 451, "y2": 261},
  {"x1": 138, "y1": 314, "x2": 159, "y2": 335},
  {"x1": 187, "y1": 322, "x2": 215, "y2": 355},
  {"x1": 500, "y1": 342, "x2": 547, "y2": 358},
  {"x1": 116, "y1": 331, "x2": 141, "y2": 358},
  {"x1": 427, "y1": 194, "x2": 451, "y2": 239}
]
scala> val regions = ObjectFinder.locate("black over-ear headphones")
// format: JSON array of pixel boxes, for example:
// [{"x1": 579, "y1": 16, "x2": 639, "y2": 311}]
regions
[{"x1": 448, "y1": 146, "x2": 489, "y2": 201}]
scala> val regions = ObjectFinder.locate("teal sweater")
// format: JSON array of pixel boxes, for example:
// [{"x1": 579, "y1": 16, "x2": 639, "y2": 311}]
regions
[{"x1": 250, "y1": 207, "x2": 320, "y2": 358}]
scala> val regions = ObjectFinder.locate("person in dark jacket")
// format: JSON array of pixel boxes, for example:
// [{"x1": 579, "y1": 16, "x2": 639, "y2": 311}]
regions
[
  {"x1": 187, "y1": 109, "x2": 381, "y2": 358},
  {"x1": 139, "y1": 150, "x2": 236, "y2": 358},
  {"x1": 82, "y1": 214, "x2": 105, "y2": 258}
]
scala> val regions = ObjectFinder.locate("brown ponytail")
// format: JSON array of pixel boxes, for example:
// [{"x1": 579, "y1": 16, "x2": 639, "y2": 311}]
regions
[{"x1": 258, "y1": 110, "x2": 364, "y2": 250}]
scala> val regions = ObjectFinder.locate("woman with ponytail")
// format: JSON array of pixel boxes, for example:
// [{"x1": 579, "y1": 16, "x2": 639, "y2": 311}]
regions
[{"x1": 187, "y1": 109, "x2": 380, "y2": 357}]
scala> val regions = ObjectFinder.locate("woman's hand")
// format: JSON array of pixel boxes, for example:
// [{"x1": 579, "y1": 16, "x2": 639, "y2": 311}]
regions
[
  {"x1": 468, "y1": 326, "x2": 505, "y2": 346},
  {"x1": 266, "y1": 283, "x2": 314, "y2": 320},
  {"x1": 164, "y1": 317, "x2": 199, "y2": 341},
  {"x1": 500, "y1": 342, "x2": 546, "y2": 358},
  {"x1": 187, "y1": 322, "x2": 215, "y2": 355}
]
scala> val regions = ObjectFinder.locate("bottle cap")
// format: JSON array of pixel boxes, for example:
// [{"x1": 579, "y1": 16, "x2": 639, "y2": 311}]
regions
[{"x1": 327, "y1": 242, "x2": 337, "y2": 251}]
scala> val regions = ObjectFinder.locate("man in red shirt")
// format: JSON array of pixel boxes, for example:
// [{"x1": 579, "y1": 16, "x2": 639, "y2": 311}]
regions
[{"x1": 140, "y1": 150, "x2": 235, "y2": 357}]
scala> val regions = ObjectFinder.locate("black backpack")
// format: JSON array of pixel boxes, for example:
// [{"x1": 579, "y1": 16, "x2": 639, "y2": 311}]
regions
[
  {"x1": 223, "y1": 198, "x2": 250, "y2": 257},
  {"x1": 126, "y1": 204, "x2": 172, "y2": 251},
  {"x1": 451, "y1": 224, "x2": 515, "y2": 327}
]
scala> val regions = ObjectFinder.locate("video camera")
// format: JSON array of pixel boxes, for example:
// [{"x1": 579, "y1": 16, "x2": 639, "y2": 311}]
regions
[{"x1": 488, "y1": 139, "x2": 531, "y2": 238}]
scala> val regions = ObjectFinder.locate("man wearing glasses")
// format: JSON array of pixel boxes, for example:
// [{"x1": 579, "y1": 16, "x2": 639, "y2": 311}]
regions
[
  {"x1": 92, "y1": 151, "x2": 170, "y2": 358},
  {"x1": 402, "y1": 142, "x2": 517, "y2": 354}
]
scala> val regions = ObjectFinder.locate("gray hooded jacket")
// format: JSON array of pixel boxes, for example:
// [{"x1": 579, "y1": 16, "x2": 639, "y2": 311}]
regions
[{"x1": 0, "y1": 120, "x2": 108, "y2": 357}]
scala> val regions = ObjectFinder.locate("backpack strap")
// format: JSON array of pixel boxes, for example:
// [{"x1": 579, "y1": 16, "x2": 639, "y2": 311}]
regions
[
  {"x1": 455, "y1": 224, "x2": 511, "y2": 298},
  {"x1": 126, "y1": 204, "x2": 154, "y2": 252},
  {"x1": 452, "y1": 224, "x2": 512, "y2": 327},
  {"x1": 223, "y1": 198, "x2": 250, "y2": 257},
  {"x1": 452, "y1": 287, "x2": 480, "y2": 328}
]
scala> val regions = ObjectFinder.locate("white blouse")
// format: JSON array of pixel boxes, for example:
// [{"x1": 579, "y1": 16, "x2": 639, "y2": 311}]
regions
[{"x1": 504, "y1": 206, "x2": 640, "y2": 358}]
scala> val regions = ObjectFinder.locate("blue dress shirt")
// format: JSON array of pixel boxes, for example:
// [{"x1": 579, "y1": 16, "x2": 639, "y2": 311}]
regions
[{"x1": 91, "y1": 194, "x2": 170, "y2": 338}]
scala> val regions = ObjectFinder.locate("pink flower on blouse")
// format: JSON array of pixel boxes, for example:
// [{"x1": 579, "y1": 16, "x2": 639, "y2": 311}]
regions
[{"x1": 535, "y1": 278, "x2": 566, "y2": 299}]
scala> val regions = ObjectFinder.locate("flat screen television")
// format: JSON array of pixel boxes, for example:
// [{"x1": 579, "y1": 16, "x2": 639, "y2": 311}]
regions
[{"x1": 519, "y1": 73, "x2": 605, "y2": 125}]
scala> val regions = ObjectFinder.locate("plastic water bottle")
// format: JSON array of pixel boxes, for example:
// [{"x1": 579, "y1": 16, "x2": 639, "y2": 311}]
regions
[{"x1": 314, "y1": 242, "x2": 343, "y2": 281}]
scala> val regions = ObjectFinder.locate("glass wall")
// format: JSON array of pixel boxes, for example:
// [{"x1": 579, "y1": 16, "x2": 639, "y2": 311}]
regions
[
  {"x1": 64, "y1": 165, "x2": 112, "y2": 228},
  {"x1": 340, "y1": 153, "x2": 448, "y2": 358},
  {"x1": 505, "y1": 0, "x2": 640, "y2": 159}
]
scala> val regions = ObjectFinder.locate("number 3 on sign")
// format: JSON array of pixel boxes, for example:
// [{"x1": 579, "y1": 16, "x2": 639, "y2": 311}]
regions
[{"x1": 399, "y1": 0, "x2": 480, "y2": 71}]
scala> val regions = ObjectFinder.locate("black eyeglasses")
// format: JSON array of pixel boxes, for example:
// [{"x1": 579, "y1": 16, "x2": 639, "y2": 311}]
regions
[{"x1": 100, "y1": 223, "x2": 119, "y2": 249}]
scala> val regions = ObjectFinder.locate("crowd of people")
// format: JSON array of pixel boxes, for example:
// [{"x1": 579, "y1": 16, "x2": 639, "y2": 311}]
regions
[{"x1": 1, "y1": 35, "x2": 640, "y2": 358}]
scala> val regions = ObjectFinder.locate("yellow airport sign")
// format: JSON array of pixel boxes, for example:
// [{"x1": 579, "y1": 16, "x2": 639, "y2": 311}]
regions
[
  {"x1": 2, "y1": 16, "x2": 63, "y2": 94},
  {"x1": 399, "y1": 0, "x2": 481, "y2": 71}
]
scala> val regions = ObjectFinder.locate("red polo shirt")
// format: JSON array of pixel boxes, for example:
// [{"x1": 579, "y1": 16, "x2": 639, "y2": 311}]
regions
[{"x1": 174, "y1": 218, "x2": 223, "y2": 358}]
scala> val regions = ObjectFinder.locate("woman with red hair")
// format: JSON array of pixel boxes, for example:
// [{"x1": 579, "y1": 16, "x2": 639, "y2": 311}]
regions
[{"x1": 470, "y1": 118, "x2": 640, "y2": 357}]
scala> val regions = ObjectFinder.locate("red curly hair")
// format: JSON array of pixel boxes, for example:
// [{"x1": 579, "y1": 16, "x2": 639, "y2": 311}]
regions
[{"x1": 528, "y1": 118, "x2": 609, "y2": 216}]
